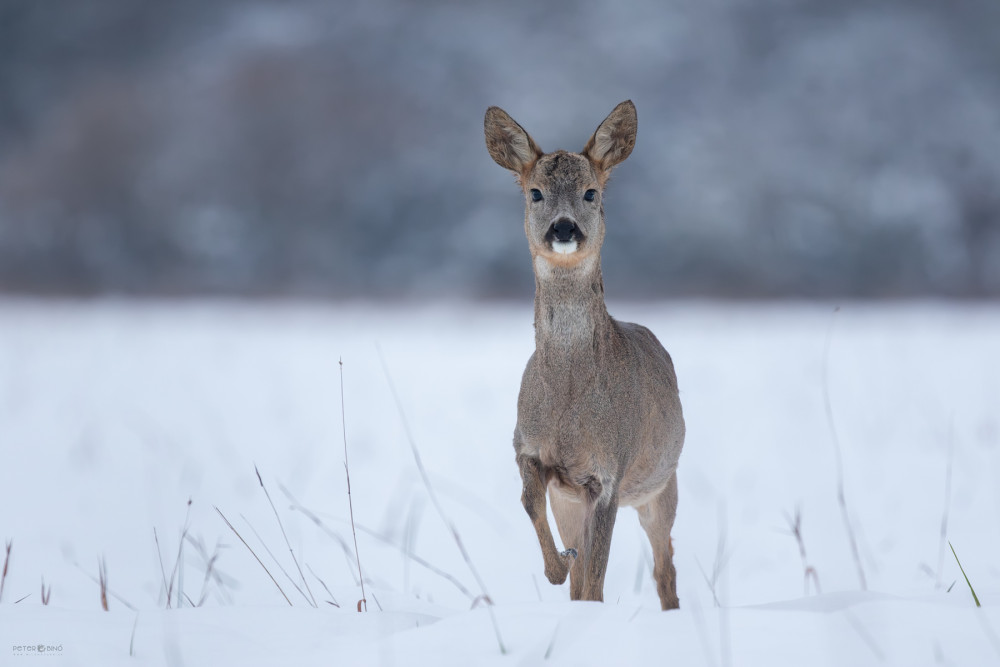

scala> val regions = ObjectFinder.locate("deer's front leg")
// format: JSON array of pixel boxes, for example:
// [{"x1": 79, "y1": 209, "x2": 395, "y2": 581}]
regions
[
  {"x1": 517, "y1": 453, "x2": 575, "y2": 585},
  {"x1": 581, "y1": 484, "x2": 619, "y2": 601}
]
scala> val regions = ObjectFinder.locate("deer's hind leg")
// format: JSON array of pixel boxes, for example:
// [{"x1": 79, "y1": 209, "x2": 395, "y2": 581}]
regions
[
  {"x1": 636, "y1": 472, "x2": 679, "y2": 610},
  {"x1": 549, "y1": 486, "x2": 587, "y2": 599}
]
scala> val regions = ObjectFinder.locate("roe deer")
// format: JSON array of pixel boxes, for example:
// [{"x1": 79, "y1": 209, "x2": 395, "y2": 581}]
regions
[{"x1": 484, "y1": 100, "x2": 685, "y2": 609}]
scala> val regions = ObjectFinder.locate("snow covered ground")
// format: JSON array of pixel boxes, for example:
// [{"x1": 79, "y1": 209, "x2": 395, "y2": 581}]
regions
[{"x1": 0, "y1": 299, "x2": 998, "y2": 665}]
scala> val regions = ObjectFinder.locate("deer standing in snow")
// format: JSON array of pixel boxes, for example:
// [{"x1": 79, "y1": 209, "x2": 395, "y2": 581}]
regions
[{"x1": 485, "y1": 100, "x2": 685, "y2": 609}]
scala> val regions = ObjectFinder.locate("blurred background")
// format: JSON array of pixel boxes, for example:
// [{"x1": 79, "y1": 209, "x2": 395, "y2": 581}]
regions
[{"x1": 1, "y1": 0, "x2": 998, "y2": 300}]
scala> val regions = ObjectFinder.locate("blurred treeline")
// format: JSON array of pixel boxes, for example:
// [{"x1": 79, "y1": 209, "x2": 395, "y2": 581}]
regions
[{"x1": 1, "y1": 0, "x2": 998, "y2": 299}]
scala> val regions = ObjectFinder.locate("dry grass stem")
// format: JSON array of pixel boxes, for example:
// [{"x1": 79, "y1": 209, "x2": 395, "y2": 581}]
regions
[
  {"x1": 696, "y1": 521, "x2": 731, "y2": 609},
  {"x1": 378, "y1": 347, "x2": 506, "y2": 654},
  {"x1": 544, "y1": 621, "x2": 560, "y2": 660},
  {"x1": 129, "y1": 613, "x2": 139, "y2": 657},
  {"x1": 822, "y1": 307, "x2": 867, "y2": 591},
  {"x1": 255, "y1": 465, "x2": 317, "y2": 607},
  {"x1": 74, "y1": 561, "x2": 136, "y2": 610},
  {"x1": 844, "y1": 609, "x2": 885, "y2": 661},
  {"x1": 99, "y1": 556, "x2": 109, "y2": 611},
  {"x1": 153, "y1": 528, "x2": 171, "y2": 607},
  {"x1": 163, "y1": 499, "x2": 193, "y2": 608},
  {"x1": 340, "y1": 359, "x2": 368, "y2": 612},
  {"x1": 278, "y1": 485, "x2": 360, "y2": 585},
  {"x1": 402, "y1": 498, "x2": 425, "y2": 596},
  {"x1": 41, "y1": 577, "x2": 51, "y2": 605},
  {"x1": 282, "y1": 485, "x2": 472, "y2": 599},
  {"x1": 215, "y1": 506, "x2": 292, "y2": 605},
  {"x1": 306, "y1": 563, "x2": 340, "y2": 608},
  {"x1": 785, "y1": 507, "x2": 821, "y2": 596},
  {"x1": 0, "y1": 539, "x2": 11, "y2": 603},
  {"x1": 241, "y1": 513, "x2": 312, "y2": 605},
  {"x1": 184, "y1": 533, "x2": 231, "y2": 606}
]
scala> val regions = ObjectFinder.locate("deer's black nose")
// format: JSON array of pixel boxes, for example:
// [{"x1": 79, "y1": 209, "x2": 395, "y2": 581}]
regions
[{"x1": 551, "y1": 219, "x2": 578, "y2": 242}]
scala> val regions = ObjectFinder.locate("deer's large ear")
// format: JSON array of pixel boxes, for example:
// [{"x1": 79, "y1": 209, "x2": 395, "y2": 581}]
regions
[
  {"x1": 485, "y1": 106, "x2": 543, "y2": 177},
  {"x1": 583, "y1": 100, "x2": 637, "y2": 173}
]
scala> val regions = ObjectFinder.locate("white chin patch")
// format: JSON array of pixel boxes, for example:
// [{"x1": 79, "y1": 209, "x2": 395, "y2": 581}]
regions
[{"x1": 552, "y1": 240, "x2": 578, "y2": 255}]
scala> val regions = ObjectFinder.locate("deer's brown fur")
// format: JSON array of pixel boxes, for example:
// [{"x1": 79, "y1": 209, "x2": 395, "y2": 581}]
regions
[{"x1": 485, "y1": 100, "x2": 685, "y2": 609}]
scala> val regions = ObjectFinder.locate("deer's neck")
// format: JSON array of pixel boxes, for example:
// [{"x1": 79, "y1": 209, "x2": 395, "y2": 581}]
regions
[{"x1": 532, "y1": 254, "x2": 612, "y2": 359}]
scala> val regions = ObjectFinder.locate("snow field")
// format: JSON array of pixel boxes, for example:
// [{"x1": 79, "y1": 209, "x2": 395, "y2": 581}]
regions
[{"x1": 0, "y1": 300, "x2": 998, "y2": 665}]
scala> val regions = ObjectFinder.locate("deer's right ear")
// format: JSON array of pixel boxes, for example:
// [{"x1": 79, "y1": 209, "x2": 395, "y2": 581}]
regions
[{"x1": 485, "y1": 107, "x2": 543, "y2": 177}]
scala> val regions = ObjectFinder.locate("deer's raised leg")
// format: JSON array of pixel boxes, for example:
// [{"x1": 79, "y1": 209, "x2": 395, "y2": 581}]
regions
[
  {"x1": 637, "y1": 472, "x2": 679, "y2": 610},
  {"x1": 517, "y1": 453, "x2": 574, "y2": 585}
]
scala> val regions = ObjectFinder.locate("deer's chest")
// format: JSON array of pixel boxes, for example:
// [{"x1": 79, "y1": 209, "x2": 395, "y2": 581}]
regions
[{"x1": 516, "y1": 352, "x2": 630, "y2": 464}]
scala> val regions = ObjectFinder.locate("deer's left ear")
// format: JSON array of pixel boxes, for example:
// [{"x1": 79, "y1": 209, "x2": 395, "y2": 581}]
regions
[{"x1": 583, "y1": 100, "x2": 637, "y2": 173}]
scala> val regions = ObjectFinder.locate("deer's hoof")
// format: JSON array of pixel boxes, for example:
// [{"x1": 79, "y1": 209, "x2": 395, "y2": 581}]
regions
[
  {"x1": 543, "y1": 548, "x2": 577, "y2": 584},
  {"x1": 544, "y1": 565, "x2": 568, "y2": 585}
]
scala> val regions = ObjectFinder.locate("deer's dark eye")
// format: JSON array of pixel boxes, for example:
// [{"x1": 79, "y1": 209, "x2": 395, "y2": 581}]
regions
[
  {"x1": 530, "y1": 189, "x2": 543, "y2": 202},
  {"x1": 584, "y1": 189, "x2": 597, "y2": 202}
]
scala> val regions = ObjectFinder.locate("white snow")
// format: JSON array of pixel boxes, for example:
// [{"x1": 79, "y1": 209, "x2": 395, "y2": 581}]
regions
[{"x1": 0, "y1": 299, "x2": 998, "y2": 665}]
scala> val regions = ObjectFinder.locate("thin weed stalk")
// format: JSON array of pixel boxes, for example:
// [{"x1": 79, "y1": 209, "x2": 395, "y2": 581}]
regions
[
  {"x1": 306, "y1": 563, "x2": 340, "y2": 608},
  {"x1": 0, "y1": 539, "x2": 10, "y2": 603},
  {"x1": 949, "y1": 541, "x2": 981, "y2": 607},
  {"x1": 215, "y1": 506, "x2": 292, "y2": 605},
  {"x1": 129, "y1": 613, "x2": 139, "y2": 657},
  {"x1": 844, "y1": 609, "x2": 885, "y2": 661},
  {"x1": 184, "y1": 533, "x2": 231, "y2": 606},
  {"x1": 544, "y1": 621, "x2": 560, "y2": 660},
  {"x1": 282, "y1": 486, "x2": 472, "y2": 599},
  {"x1": 255, "y1": 465, "x2": 316, "y2": 607},
  {"x1": 240, "y1": 513, "x2": 312, "y2": 605},
  {"x1": 340, "y1": 359, "x2": 368, "y2": 612},
  {"x1": 696, "y1": 515, "x2": 731, "y2": 608},
  {"x1": 165, "y1": 500, "x2": 193, "y2": 608},
  {"x1": 74, "y1": 561, "x2": 136, "y2": 610},
  {"x1": 277, "y1": 486, "x2": 360, "y2": 585},
  {"x1": 99, "y1": 557, "x2": 109, "y2": 611},
  {"x1": 153, "y1": 528, "x2": 171, "y2": 607},
  {"x1": 378, "y1": 347, "x2": 506, "y2": 654},
  {"x1": 403, "y1": 498, "x2": 425, "y2": 596},
  {"x1": 360, "y1": 517, "x2": 476, "y2": 599},
  {"x1": 695, "y1": 559, "x2": 720, "y2": 608},
  {"x1": 822, "y1": 307, "x2": 867, "y2": 591},
  {"x1": 786, "y1": 507, "x2": 821, "y2": 596},
  {"x1": 41, "y1": 577, "x2": 51, "y2": 605}
]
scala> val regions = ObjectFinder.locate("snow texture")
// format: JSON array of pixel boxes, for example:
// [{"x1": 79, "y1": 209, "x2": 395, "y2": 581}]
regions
[{"x1": 0, "y1": 300, "x2": 998, "y2": 665}]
